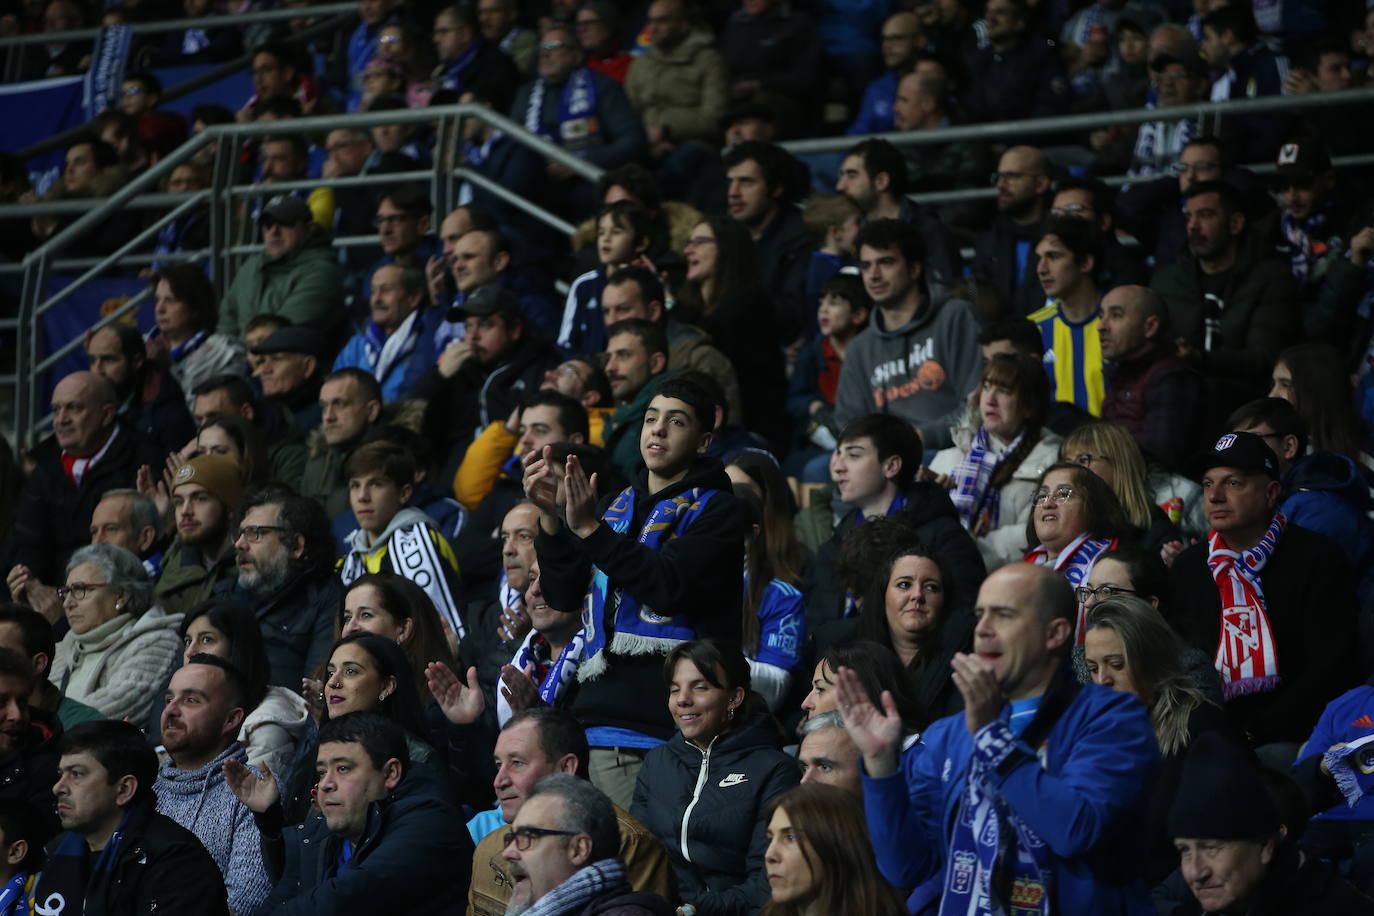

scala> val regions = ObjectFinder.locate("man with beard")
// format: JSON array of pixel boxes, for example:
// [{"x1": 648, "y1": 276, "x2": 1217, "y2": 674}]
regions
[
  {"x1": 153, "y1": 656, "x2": 272, "y2": 916},
  {"x1": 300, "y1": 369, "x2": 383, "y2": 520},
  {"x1": 418, "y1": 286, "x2": 561, "y2": 478},
  {"x1": 214, "y1": 485, "x2": 340, "y2": 688},
  {"x1": 84, "y1": 323, "x2": 194, "y2": 455},
  {"x1": 973, "y1": 145, "x2": 1054, "y2": 319},
  {"x1": 155, "y1": 455, "x2": 243, "y2": 618},
  {"x1": 1151, "y1": 181, "x2": 1297, "y2": 410}
]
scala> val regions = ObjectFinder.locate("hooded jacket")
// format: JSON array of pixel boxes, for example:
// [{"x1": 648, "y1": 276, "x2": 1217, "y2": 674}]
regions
[
  {"x1": 154, "y1": 742, "x2": 273, "y2": 916},
  {"x1": 630, "y1": 718, "x2": 799, "y2": 915},
  {"x1": 260, "y1": 766, "x2": 473, "y2": 914},
  {"x1": 50, "y1": 606, "x2": 184, "y2": 725},
  {"x1": 339, "y1": 507, "x2": 464, "y2": 639},
  {"x1": 624, "y1": 32, "x2": 728, "y2": 143},
  {"x1": 241, "y1": 686, "x2": 312, "y2": 778},
  {"x1": 218, "y1": 230, "x2": 344, "y2": 338},
  {"x1": 834, "y1": 294, "x2": 982, "y2": 450},
  {"x1": 536, "y1": 457, "x2": 743, "y2": 740}
]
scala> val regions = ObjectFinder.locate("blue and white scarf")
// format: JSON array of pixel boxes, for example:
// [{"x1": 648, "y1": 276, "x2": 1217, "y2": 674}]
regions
[
  {"x1": 496, "y1": 626, "x2": 587, "y2": 725},
  {"x1": 524, "y1": 67, "x2": 601, "y2": 154},
  {"x1": 1325, "y1": 733, "x2": 1374, "y2": 809},
  {"x1": 1129, "y1": 114, "x2": 1198, "y2": 177},
  {"x1": 1280, "y1": 207, "x2": 1329, "y2": 288},
  {"x1": 941, "y1": 720, "x2": 1052, "y2": 916},
  {"x1": 0, "y1": 873, "x2": 28, "y2": 916},
  {"x1": 1025, "y1": 533, "x2": 1117, "y2": 644},
  {"x1": 950, "y1": 427, "x2": 1024, "y2": 531},
  {"x1": 438, "y1": 40, "x2": 483, "y2": 92},
  {"x1": 83, "y1": 25, "x2": 133, "y2": 120},
  {"x1": 363, "y1": 307, "x2": 422, "y2": 384},
  {"x1": 578, "y1": 486, "x2": 718, "y2": 681}
]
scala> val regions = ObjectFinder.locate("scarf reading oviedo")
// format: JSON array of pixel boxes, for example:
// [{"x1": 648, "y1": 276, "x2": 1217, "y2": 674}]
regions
[
  {"x1": 1024, "y1": 533, "x2": 1117, "y2": 644},
  {"x1": 950, "y1": 426, "x2": 1025, "y2": 531},
  {"x1": 578, "y1": 486, "x2": 718, "y2": 682},
  {"x1": 1208, "y1": 511, "x2": 1286, "y2": 699},
  {"x1": 524, "y1": 67, "x2": 602, "y2": 154}
]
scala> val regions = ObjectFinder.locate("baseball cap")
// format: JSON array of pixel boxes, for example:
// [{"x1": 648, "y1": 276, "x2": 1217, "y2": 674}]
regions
[
  {"x1": 262, "y1": 194, "x2": 312, "y2": 225},
  {"x1": 250, "y1": 326, "x2": 329, "y2": 358},
  {"x1": 171, "y1": 453, "x2": 244, "y2": 513},
  {"x1": 447, "y1": 284, "x2": 522, "y2": 323},
  {"x1": 1192, "y1": 431, "x2": 1280, "y2": 481},
  {"x1": 1274, "y1": 139, "x2": 1331, "y2": 179}
]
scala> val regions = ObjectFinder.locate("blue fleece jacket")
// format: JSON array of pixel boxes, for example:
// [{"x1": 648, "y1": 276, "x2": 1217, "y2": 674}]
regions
[
  {"x1": 849, "y1": 70, "x2": 898, "y2": 135},
  {"x1": 862, "y1": 682, "x2": 1158, "y2": 913}
]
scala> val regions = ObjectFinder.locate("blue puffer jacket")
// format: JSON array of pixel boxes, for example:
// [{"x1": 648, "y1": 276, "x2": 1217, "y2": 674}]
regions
[
  {"x1": 862, "y1": 678, "x2": 1159, "y2": 915},
  {"x1": 1281, "y1": 452, "x2": 1374, "y2": 579}
]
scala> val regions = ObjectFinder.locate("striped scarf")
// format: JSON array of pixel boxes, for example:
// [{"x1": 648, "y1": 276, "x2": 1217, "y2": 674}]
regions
[
  {"x1": 1208, "y1": 511, "x2": 1286, "y2": 699},
  {"x1": 1280, "y1": 208, "x2": 1329, "y2": 288},
  {"x1": 1025, "y1": 533, "x2": 1117, "y2": 644},
  {"x1": 522, "y1": 859, "x2": 627, "y2": 916},
  {"x1": 950, "y1": 427, "x2": 1024, "y2": 531},
  {"x1": 496, "y1": 627, "x2": 586, "y2": 726}
]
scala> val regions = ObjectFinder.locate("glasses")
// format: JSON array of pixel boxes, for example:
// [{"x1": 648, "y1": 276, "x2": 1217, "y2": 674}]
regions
[
  {"x1": 1071, "y1": 453, "x2": 1111, "y2": 467},
  {"x1": 1074, "y1": 584, "x2": 1137, "y2": 603},
  {"x1": 541, "y1": 40, "x2": 570, "y2": 51},
  {"x1": 57, "y1": 582, "x2": 109, "y2": 601},
  {"x1": 1169, "y1": 161, "x2": 1219, "y2": 176},
  {"x1": 236, "y1": 525, "x2": 285, "y2": 543},
  {"x1": 1032, "y1": 485, "x2": 1078, "y2": 506},
  {"x1": 501, "y1": 826, "x2": 579, "y2": 851},
  {"x1": 989, "y1": 171, "x2": 1034, "y2": 185}
]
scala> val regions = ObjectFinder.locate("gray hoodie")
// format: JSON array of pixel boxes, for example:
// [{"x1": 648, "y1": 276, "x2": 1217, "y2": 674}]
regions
[{"x1": 834, "y1": 293, "x2": 982, "y2": 449}]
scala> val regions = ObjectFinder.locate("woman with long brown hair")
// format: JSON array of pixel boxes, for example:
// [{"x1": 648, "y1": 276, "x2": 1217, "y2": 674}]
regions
[{"x1": 761, "y1": 783, "x2": 906, "y2": 916}]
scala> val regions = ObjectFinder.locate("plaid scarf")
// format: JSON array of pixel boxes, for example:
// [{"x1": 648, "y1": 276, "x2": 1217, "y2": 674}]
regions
[
  {"x1": 1025, "y1": 534, "x2": 1117, "y2": 644},
  {"x1": 1208, "y1": 511, "x2": 1286, "y2": 699},
  {"x1": 1281, "y1": 208, "x2": 1329, "y2": 287},
  {"x1": 522, "y1": 858, "x2": 627, "y2": 916},
  {"x1": 950, "y1": 427, "x2": 1024, "y2": 531}
]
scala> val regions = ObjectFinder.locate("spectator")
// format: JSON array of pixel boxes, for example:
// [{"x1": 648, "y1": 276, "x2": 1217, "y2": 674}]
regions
[
  {"x1": 597, "y1": 319, "x2": 675, "y2": 479},
  {"x1": 215, "y1": 484, "x2": 341, "y2": 689},
  {"x1": 366, "y1": 186, "x2": 438, "y2": 299},
  {"x1": 477, "y1": 0, "x2": 535, "y2": 72},
  {"x1": 1170, "y1": 731, "x2": 1373, "y2": 914},
  {"x1": 239, "y1": 43, "x2": 324, "y2": 121},
  {"x1": 227, "y1": 712, "x2": 472, "y2": 912},
  {"x1": 575, "y1": 1, "x2": 631, "y2": 83},
  {"x1": 462, "y1": 708, "x2": 673, "y2": 914},
  {"x1": 833, "y1": 219, "x2": 981, "y2": 450},
  {"x1": 625, "y1": 0, "x2": 728, "y2": 166},
  {"x1": 1270, "y1": 343, "x2": 1370, "y2": 466},
  {"x1": 1050, "y1": 177, "x2": 1148, "y2": 292},
  {"x1": 443, "y1": 225, "x2": 560, "y2": 340},
  {"x1": 1099, "y1": 285, "x2": 1205, "y2": 471},
  {"x1": 454, "y1": 503, "x2": 544, "y2": 694},
  {"x1": 4, "y1": 372, "x2": 161, "y2": 597},
  {"x1": 962, "y1": 0, "x2": 1070, "y2": 123},
  {"x1": 1127, "y1": 52, "x2": 1210, "y2": 177},
  {"x1": 0, "y1": 647, "x2": 63, "y2": 839},
  {"x1": 27, "y1": 139, "x2": 138, "y2": 255},
  {"x1": 795, "y1": 711, "x2": 862, "y2": 794},
  {"x1": 890, "y1": 69, "x2": 994, "y2": 202},
  {"x1": 155, "y1": 455, "x2": 242, "y2": 619},
  {"x1": 0, "y1": 606, "x2": 102, "y2": 730},
  {"x1": 300, "y1": 370, "x2": 383, "y2": 521},
  {"x1": 930, "y1": 351, "x2": 1063, "y2": 570},
  {"x1": 50, "y1": 544, "x2": 183, "y2": 723},
  {"x1": 432, "y1": 4, "x2": 519, "y2": 93},
  {"x1": 317, "y1": 634, "x2": 439, "y2": 769},
  {"x1": 154, "y1": 655, "x2": 272, "y2": 916},
  {"x1": 735, "y1": 489, "x2": 805, "y2": 710},
  {"x1": 835, "y1": 139, "x2": 963, "y2": 304},
  {"x1": 338, "y1": 442, "x2": 464, "y2": 640},
  {"x1": 800, "y1": 193, "x2": 860, "y2": 316},
  {"x1": 24, "y1": 0, "x2": 88, "y2": 79},
  {"x1": 83, "y1": 323, "x2": 194, "y2": 456},
  {"x1": 1151, "y1": 181, "x2": 1297, "y2": 410},
  {"x1": 1023, "y1": 462, "x2": 1133, "y2": 609},
  {"x1": 345, "y1": 0, "x2": 406, "y2": 110},
  {"x1": 720, "y1": 142, "x2": 812, "y2": 341},
  {"x1": 177, "y1": 600, "x2": 310, "y2": 777},
  {"x1": 1061, "y1": 421, "x2": 1185, "y2": 557},
  {"x1": 1082, "y1": 596, "x2": 1226, "y2": 882},
  {"x1": 116, "y1": 71, "x2": 188, "y2": 164},
  {"x1": 1200, "y1": 5, "x2": 1287, "y2": 158},
  {"x1": 849, "y1": 12, "x2": 924, "y2": 135},
  {"x1": 35, "y1": 721, "x2": 228, "y2": 913},
  {"x1": 560, "y1": 201, "x2": 655, "y2": 357},
  {"x1": 1028, "y1": 216, "x2": 1107, "y2": 415},
  {"x1": 152, "y1": 0, "x2": 242, "y2": 64},
  {"x1": 419, "y1": 285, "x2": 562, "y2": 473},
  {"x1": 973, "y1": 145, "x2": 1052, "y2": 319},
  {"x1": 528, "y1": 376, "x2": 743, "y2": 808},
  {"x1": 1286, "y1": 38, "x2": 1367, "y2": 157},
  {"x1": 254, "y1": 135, "x2": 334, "y2": 230},
  {"x1": 787, "y1": 270, "x2": 868, "y2": 466},
  {"x1": 632, "y1": 640, "x2": 798, "y2": 913},
  {"x1": 719, "y1": 0, "x2": 821, "y2": 137},
  {"x1": 511, "y1": 22, "x2": 647, "y2": 212},
  {"x1": 322, "y1": 128, "x2": 413, "y2": 250},
  {"x1": 674, "y1": 216, "x2": 787, "y2": 448},
  {"x1": 1168, "y1": 433, "x2": 1360, "y2": 759},
  {"x1": 842, "y1": 562, "x2": 1159, "y2": 910},
  {"x1": 334, "y1": 265, "x2": 442, "y2": 402},
  {"x1": 601, "y1": 266, "x2": 743, "y2": 427},
  {"x1": 339, "y1": 572, "x2": 457, "y2": 697},
  {"x1": 806, "y1": 414, "x2": 986, "y2": 644},
  {"x1": 250, "y1": 327, "x2": 328, "y2": 433},
  {"x1": 761, "y1": 783, "x2": 906, "y2": 914},
  {"x1": 149, "y1": 265, "x2": 249, "y2": 410},
  {"x1": 501, "y1": 774, "x2": 673, "y2": 915},
  {"x1": 218, "y1": 195, "x2": 344, "y2": 339},
  {"x1": 194, "y1": 413, "x2": 282, "y2": 490}
]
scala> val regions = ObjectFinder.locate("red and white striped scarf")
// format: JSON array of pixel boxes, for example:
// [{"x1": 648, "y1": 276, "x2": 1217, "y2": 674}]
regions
[{"x1": 1208, "y1": 511, "x2": 1286, "y2": 699}]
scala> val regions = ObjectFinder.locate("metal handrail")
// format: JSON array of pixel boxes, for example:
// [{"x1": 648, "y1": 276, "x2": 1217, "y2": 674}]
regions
[
  {"x1": 781, "y1": 86, "x2": 1374, "y2": 155},
  {"x1": 0, "y1": 2, "x2": 356, "y2": 47}
]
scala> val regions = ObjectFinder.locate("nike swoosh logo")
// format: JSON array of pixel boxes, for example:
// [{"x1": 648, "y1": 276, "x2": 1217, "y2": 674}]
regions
[{"x1": 718, "y1": 774, "x2": 748, "y2": 788}]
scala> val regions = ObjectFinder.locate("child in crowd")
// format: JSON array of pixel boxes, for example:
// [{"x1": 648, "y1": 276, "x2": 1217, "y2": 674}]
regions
[
  {"x1": 785, "y1": 270, "x2": 871, "y2": 477},
  {"x1": 801, "y1": 192, "x2": 862, "y2": 332},
  {"x1": 558, "y1": 200, "x2": 655, "y2": 357},
  {"x1": 338, "y1": 441, "x2": 464, "y2": 639}
]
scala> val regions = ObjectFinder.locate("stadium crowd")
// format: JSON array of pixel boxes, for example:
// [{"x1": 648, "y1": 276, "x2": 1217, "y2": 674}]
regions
[{"x1": 1, "y1": 0, "x2": 1374, "y2": 912}]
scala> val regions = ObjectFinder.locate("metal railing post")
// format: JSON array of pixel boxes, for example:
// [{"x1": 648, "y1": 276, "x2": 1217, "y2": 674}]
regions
[
  {"x1": 15, "y1": 249, "x2": 49, "y2": 449},
  {"x1": 210, "y1": 133, "x2": 237, "y2": 297}
]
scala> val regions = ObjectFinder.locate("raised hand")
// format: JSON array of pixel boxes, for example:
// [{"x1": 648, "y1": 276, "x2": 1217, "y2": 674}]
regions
[
  {"x1": 499, "y1": 663, "x2": 540, "y2": 713},
  {"x1": 834, "y1": 665, "x2": 904, "y2": 778},
  {"x1": 223, "y1": 758, "x2": 279, "y2": 813},
  {"x1": 522, "y1": 446, "x2": 561, "y2": 529},
  {"x1": 136, "y1": 464, "x2": 171, "y2": 522},
  {"x1": 951, "y1": 652, "x2": 1005, "y2": 736},
  {"x1": 563, "y1": 453, "x2": 600, "y2": 538},
  {"x1": 426, "y1": 661, "x2": 486, "y2": 726},
  {"x1": 301, "y1": 678, "x2": 325, "y2": 724}
]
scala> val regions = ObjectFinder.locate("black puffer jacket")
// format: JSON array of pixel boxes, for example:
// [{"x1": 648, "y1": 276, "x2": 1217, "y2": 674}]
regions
[
  {"x1": 0, "y1": 707, "x2": 62, "y2": 842},
  {"x1": 630, "y1": 718, "x2": 798, "y2": 916}
]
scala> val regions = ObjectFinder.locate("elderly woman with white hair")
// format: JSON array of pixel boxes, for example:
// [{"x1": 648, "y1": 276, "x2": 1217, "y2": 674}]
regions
[{"x1": 50, "y1": 543, "x2": 184, "y2": 723}]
